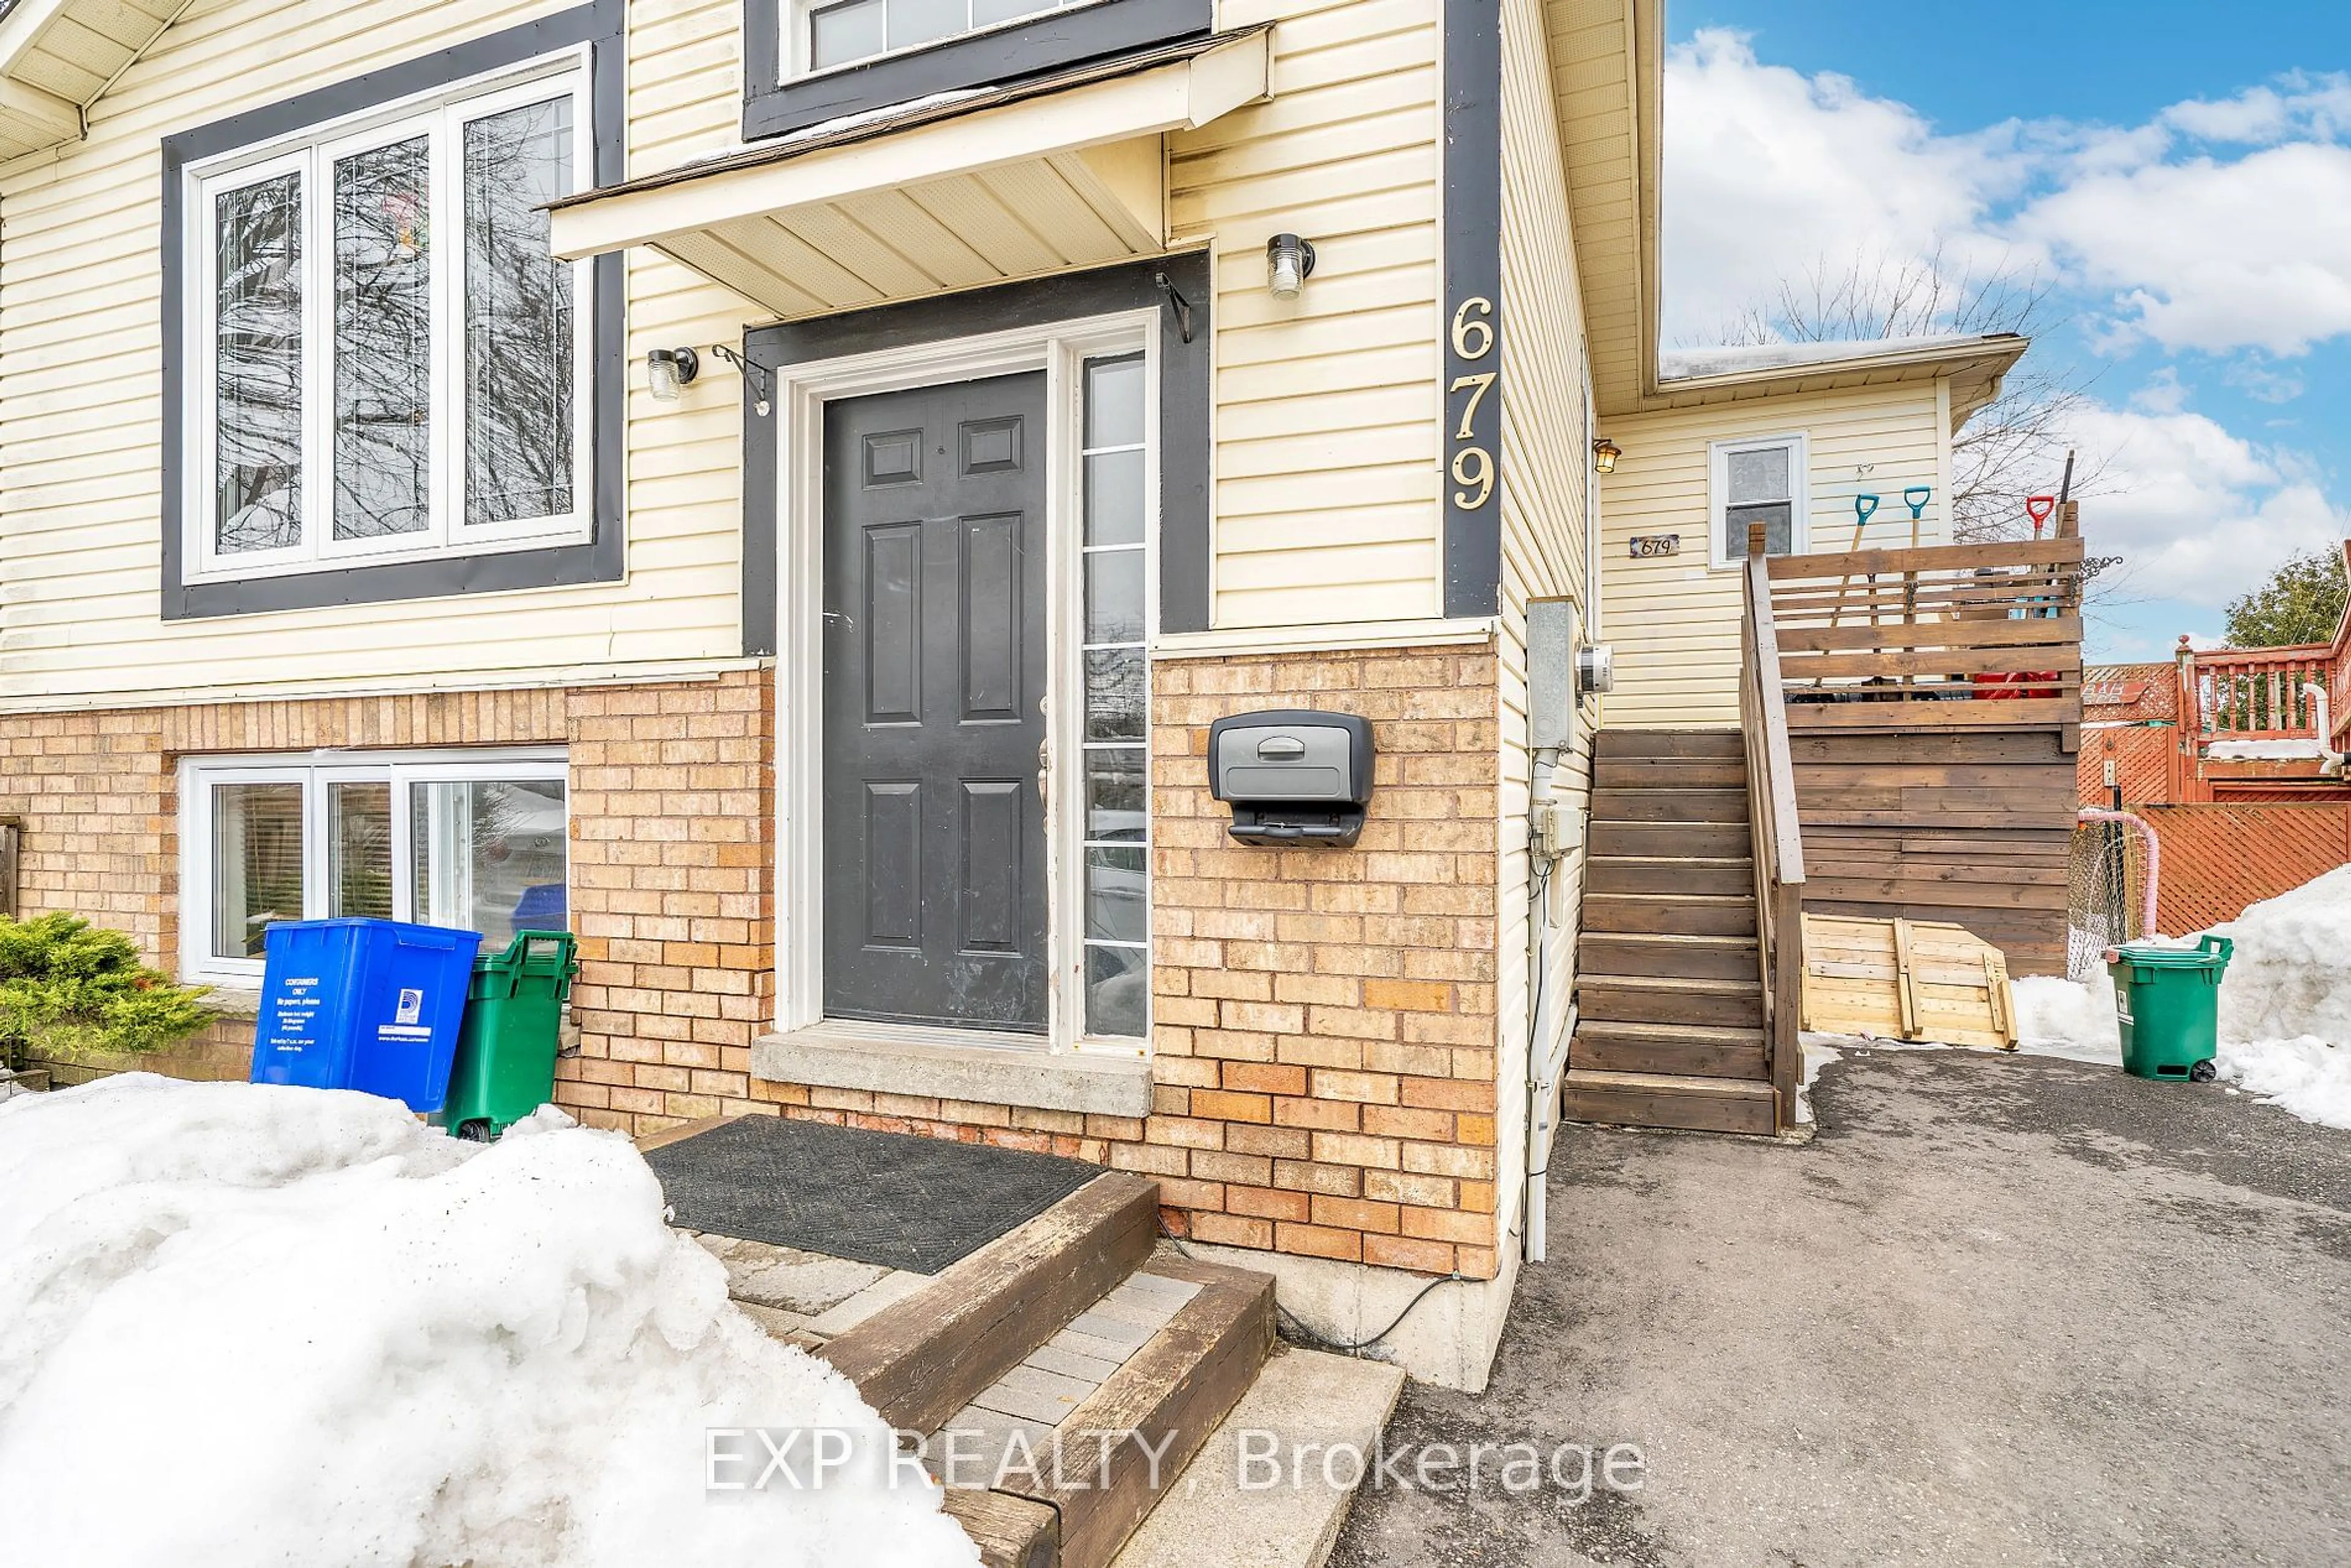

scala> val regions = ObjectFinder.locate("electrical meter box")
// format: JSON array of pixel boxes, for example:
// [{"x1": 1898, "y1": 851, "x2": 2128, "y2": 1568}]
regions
[{"x1": 1207, "y1": 709, "x2": 1374, "y2": 847}]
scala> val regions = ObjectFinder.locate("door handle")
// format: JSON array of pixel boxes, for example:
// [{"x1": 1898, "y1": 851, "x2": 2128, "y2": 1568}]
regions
[{"x1": 1037, "y1": 738, "x2": 1050, "y2": 805}]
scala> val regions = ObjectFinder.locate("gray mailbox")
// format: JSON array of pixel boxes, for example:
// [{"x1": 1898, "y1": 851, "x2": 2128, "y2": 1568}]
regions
[{"x1": 1206, "y1": 709, "x2": 1374, "y2": 847}]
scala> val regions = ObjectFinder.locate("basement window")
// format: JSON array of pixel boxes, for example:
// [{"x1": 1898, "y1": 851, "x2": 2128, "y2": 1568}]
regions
[
  {"x1": 181, "y1": 55, "x2": 593, "y2": 585},
  {"x1": 182, "y1": 751, "x2": 569, "y2": 986},
  {"x1": 1709, "y1": 433, "x2": 1810, "y2": 568}
]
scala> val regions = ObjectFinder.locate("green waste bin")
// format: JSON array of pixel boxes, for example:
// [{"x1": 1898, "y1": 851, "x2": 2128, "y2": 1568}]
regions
[
  {"x1": 2104, "y1": 936, "x2": 2232, "y2": 1082},
  {"x1": 443, "y1": 931, "x2": 579, "y2": 1140}
]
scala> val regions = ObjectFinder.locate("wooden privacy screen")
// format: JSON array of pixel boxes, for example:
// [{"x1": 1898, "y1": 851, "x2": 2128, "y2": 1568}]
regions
[{"x1": 1767, "y1": 537, "x2": 2087, "y2": 735}]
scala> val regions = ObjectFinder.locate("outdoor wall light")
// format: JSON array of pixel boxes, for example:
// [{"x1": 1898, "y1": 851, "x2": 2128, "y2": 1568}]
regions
[
  {"x1": 1592, "y1": 437, "x2": 1622, "y2": 475},
  {"x1": 1266, "y1": 233, "x2": 1316, "y2": 300},
  {"x1": 646, "y1": 347, "x2": 700, "y2": 402}
]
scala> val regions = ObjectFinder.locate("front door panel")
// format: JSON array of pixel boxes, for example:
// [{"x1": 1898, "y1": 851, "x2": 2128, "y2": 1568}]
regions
[{"x1": 822, "y1": 373, "x2": 1049, "y2": 1032}]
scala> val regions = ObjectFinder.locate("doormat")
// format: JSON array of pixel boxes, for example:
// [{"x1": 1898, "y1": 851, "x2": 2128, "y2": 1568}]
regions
[{"x1": 642, "y1": 1114, "x2": 1102, "y2": 1274}]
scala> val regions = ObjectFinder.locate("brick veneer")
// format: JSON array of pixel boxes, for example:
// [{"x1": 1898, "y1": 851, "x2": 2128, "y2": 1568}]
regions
[
  {"x1": 2, "y1": 645, "x2": 1503, "y2": 1281},
  {"x1": 737, "y1": 643, "x2": 1505, "y2": 1281}
]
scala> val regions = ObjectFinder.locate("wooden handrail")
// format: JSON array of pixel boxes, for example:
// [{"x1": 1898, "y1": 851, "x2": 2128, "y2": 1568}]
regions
[
  {"x1": 1742, "y1": 528, "x2": 1806, "y2": 1131},
  {"x1": 2184, "y1": 644, "x2": 2336, "y2": 739}
]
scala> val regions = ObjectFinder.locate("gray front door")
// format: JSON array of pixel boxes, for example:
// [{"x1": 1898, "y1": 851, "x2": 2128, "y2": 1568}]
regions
[{"x1": 823, "y1": 372, "x2": 1049, "y2": 1032}]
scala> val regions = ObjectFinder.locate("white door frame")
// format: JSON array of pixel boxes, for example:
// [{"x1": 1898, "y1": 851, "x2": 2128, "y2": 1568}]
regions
[{"x1": 771, "y1": 307, "x2": 1160, "y2": 1054}]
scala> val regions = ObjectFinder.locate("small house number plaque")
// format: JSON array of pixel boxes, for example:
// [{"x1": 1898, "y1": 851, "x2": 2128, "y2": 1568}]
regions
[{"x1": 1628, "y1": 534, "x2": 1681, "y2": 558}]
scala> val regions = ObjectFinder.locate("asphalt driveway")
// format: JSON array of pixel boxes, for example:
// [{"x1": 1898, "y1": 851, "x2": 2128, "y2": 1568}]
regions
[{"x1": 1331, "y1": 1048, "x2": 2351, "y2": 1567}]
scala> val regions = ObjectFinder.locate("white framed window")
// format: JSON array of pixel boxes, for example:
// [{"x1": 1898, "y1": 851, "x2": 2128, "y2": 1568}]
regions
[
  {"x1": 184, "y1": 52, "x2": 593, "y2": 585},
  {"x1": 1708, "y1": 432, "x2": 1809, "y2": 568},
  {"x1": 181, "y1": 749, "x2": 569, "y2": 985},
  {"x1": 792, "y1": 0, "x2": 1105, "y2": 77}
]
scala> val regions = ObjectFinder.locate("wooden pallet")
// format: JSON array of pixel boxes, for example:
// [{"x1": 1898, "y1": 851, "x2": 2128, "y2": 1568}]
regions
[{"x1": 1799, "y1": 913, "x2": 2018, "y2": 1049}]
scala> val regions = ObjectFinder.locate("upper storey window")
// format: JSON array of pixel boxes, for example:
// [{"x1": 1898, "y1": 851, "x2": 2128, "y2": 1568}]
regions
[
  {"x1": 802, "y1": 0, "x2": 1101, "y2": 73},
  {"x1": 743, "y1": 0, "x2": 1212, "y2": 141},
  {"x1": 187, "y1": 59, "x2": 591, "y2": 584}
]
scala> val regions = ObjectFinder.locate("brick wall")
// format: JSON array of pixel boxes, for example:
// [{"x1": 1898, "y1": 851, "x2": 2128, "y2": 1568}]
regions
[
  {"x1": 737, "y1": 642, "x2": 1507, "y2": 1281},
  {"x1": 4, "y1": 646, "x2": 1505, "y2": 1281}
]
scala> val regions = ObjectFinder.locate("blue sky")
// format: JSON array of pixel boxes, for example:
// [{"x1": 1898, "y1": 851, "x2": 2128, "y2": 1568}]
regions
[{"x1": 1659, "y1": 1, "x2": 2351, "y2": 662}]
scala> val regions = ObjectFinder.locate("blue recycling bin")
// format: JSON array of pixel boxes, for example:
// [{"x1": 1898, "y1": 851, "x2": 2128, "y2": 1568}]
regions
[{"x1": 250, "y1": 918, "x2": 483, "y2": 1112}]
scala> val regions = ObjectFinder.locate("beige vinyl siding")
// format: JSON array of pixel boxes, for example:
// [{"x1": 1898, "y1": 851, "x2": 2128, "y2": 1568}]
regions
[
  {"x1": 1492, "y1": 0, "x2": 1592, "y2": 1239},
  {"x1": 1171, "y1": 0, "x2": 1442, "y2": 629},
  {"x1": 0, "y1": 0, "x2": 751, "y2": 705},
  {"x1": 1595, "y1": 381, "x2": 1952, "y2": 727}
]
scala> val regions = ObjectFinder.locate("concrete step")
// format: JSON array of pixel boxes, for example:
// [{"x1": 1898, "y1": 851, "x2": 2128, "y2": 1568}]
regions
[
  {"x1": 1562, "y1": 1068, "x2": 1779, "y2": 1136},
  {"x1": 1110, "y1": 1345, "x2": 1407, "y2": 1568}
]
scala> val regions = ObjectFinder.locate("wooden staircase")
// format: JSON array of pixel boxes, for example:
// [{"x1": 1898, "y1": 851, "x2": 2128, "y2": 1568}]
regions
[{"x1": 1565, "y1": 727, "x2": 1780, "y2": 1136}]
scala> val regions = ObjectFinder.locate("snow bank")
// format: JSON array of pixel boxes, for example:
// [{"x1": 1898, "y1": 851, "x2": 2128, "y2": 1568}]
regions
[
  {"x1": 0, "y1": 1076, "x2": 977, "y2": 1568},
  {"x1": 2215, "y1": 865, "x2": 2351, "y2": 1044},
  {"x1": 2214, "y1": 1037, "x2": 2351, "y2": 1130},
  {"x1": 2011, "y1": 975, "x2": 2123, "y2": 1063},
  {"x1": 2203, "y1": 738, "x2": 2329, "y2": 761}
]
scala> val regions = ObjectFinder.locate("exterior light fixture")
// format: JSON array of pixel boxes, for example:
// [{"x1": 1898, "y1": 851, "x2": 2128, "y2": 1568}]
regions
[
  {"x1": 1591, "y1": 436, "x2": 1621, "y2": 475},
  {"x1": 1265, "y1": 233, "x2": 1316, "y2": 300},
  {"x1": 646, "y1": 346, "x2": 700, "y2": 402}
]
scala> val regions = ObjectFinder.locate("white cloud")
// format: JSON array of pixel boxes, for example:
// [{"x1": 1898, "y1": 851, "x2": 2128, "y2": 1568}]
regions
[
  {"x1": 2021, "y1": 143, "x2": 2351, "y2": 356},
  {"x1": 2063, "y1": 404, "x2": 2347, "y2": 607},
  {"x1": 1659, "y1": 29, "x2": 2029, "y2": 342},
  {"x1": 1662, "y1": 39, "x2": 2351, "y2": 358}
]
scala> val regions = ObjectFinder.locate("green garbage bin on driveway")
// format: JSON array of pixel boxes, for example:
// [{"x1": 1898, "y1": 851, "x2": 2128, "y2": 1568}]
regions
[
  {"x1": 443, "y1": 931, "x2": 579, "y2": 1140},
  {"x1": 2104, "y1": 936, "x2": 2233, "y2": 1082}
]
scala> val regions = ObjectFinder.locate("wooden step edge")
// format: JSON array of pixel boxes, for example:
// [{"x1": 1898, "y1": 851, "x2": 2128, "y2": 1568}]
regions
[
  {"x1": 1575, "y1": 1019, "x2": 1769, "y2": 1046},
  {"x1": 817, "y1": 1171, "x2": 1160, "y2": 1437},
  {"x1": 1581, "y1": 973, "x2": 1761, "y2": 994},
  {"x1": 1565, "y1": 1068, "x2": 1775, "y2": 1097},
  {"x1": 1580, "y1": 931, "x2": 1760, "y2": 948},
  {"x1": 945, "y1": 1490, "x2": 1060, "y2": 1568},
  {"x1": 1587, "y1": 854, "x2": 1755, "y2": 866},
  {"x1": 1562, "y1": 1070, "x2": 1782, "y2": 1136},
  {"x1": 1584, "y1": 891, "x2": 1757, "y2": 906},
  {"x1": 986, "y1": 1256, "x2": 1278, "y2": 1568}
]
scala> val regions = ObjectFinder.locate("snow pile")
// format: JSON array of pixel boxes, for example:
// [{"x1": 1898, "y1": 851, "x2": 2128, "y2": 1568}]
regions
[
  {"x1": 2215, "y1": 865, "x2": 2351, "y2": 1044},
  {"x1": 2214, "y1": 1037, "x2": 2351, "y2": 1129},
  {"x1": 2011, "y1": 975, "x2": 2122, "y2": 1064},
  {"x1": 0, "y1": 1075, "x2": 977, "y2": 1568},
  {"x1": 2205, "y1": 738, "x2": 2330, "y2": 761}
]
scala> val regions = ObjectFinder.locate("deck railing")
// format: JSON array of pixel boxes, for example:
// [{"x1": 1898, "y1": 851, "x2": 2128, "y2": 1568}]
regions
[
  {"x1": 1764, "y1": 536, "x2": 2087, "y2": 733},
  {"x1": 1741, "y1": 529, "x2": 1807, "y2": 1131},
  {"x1": 2180, "y1": 642, "x2": 2336, "y2": 741}
]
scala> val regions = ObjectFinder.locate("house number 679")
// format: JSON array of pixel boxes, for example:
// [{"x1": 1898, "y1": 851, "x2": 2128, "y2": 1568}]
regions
[{"x1": 1449, "y1": 297, "x2": 1497, "y2": 511}]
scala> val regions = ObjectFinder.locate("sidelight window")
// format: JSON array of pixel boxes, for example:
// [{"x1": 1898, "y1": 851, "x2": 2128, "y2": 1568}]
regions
[
  {"x1": 1077, "y1": 352, "x2": 1150, "y2": 1041},
  {"x1": 187, "y1": 58, "x2": 591, "y2": 583}
]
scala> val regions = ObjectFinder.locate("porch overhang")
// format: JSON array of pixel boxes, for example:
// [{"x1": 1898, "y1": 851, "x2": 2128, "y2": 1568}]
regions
[
  {"x1": 0, "y1": 0, "x2": 180, "y2": 160},
  {"x1": 546, "y1": 26, "x2": 1272, "y2": 320}
]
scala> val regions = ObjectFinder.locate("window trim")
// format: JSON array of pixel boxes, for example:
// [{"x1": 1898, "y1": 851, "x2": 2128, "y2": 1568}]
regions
[
  {"x1": 182, "y1": 53, "x2": 596, "y2": 586},
  {"x1": 179, "y1": 748, "x2": 569, "y2": 988},
  {"x1": 741, "y1": 0, "x2": 1212, "y2": 142},
  {"x1": 1707, "y1": 431, "x2": 1810, "y2": 570},
  {"x1": 159, "y1": 0, "x2": 626, "y2": 621}
]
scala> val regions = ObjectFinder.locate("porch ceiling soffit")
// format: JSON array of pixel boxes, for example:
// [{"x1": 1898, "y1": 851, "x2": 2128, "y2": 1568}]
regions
[
  {"x1": 1543, "y1": 0, "x2": 1662, "y2": 420},
  {"x1": 546, "y1": 26, "x2": 1273, "y2": 322},
  {"x1": 0, "y1": 0, "x2": 180, "y2": 162}
]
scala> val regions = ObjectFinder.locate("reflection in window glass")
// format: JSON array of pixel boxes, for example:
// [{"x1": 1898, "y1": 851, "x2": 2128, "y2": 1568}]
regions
[
  {"x1": 328, "y1": 781, "x2": 394, "y2": 918},
  {"x1": 463, "y1": 98, "x2": 575, "y2": 527},
  {"x1": 411, "y1": 778, "x2": 570, "y2": 945},
  {"x1": 1722, "y1": 441, "x2": 1797, "y2": 560},
  {"x1": 212, "y1": 783, "x2": 304, "y2": 958},
  {"x1": 333, "y1": 137, "x2": 433, "y2": 541},
  {"x1": 804, "y1": 0, "x2": 1079, "y2": 72},
  {"x1": 1079, "y1": 351, "x2": 1149, "y2": 1040},
  {"x1": 214, "y1": 173, "x2": 305, "y2": 555}
]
